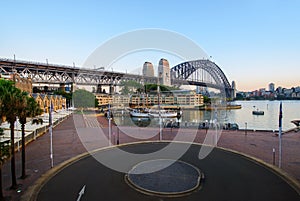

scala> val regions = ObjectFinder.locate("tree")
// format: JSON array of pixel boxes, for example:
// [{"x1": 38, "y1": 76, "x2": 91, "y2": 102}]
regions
[
  {"x1": 0, "y1": 139, "x2": 10, "y2": 201},
  {"x1": 18, "y1": 96, "x2": 42, "y2": 179},
  {"x1": 119, "y1": 80, "x2": 142, "y2": 95},
  {"x1": 73, "y1": 89, "x2": 96, "y2": 108},
  {"x1": 203, "y1": 95, "x2": 211, "y2": 104},
  {"x1": 0, "y1": 80, "x2": 11, "y2": 200},
  {"x1": 54, "y1": 90, "x2": 72, "y2": 108},
  {"x1": 142, "y1": 83, "x2": 179, "y2": 93},
  {"x1": 0, "y1": 79, "x2": 24, "y2": 189}
]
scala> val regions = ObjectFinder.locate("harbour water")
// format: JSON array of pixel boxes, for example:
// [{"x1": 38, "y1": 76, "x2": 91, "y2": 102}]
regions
[
  {"x1": 182, "y1": 100, "x2": 300, "y2": 131},
  {"x1": 114, "y1": 100, "x2": 300, "y2": 131}
]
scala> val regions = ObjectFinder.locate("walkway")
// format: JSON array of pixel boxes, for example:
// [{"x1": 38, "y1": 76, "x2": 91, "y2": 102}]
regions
[{"x1": 1, "y1": 114, "x2": 300, "y2": 200}]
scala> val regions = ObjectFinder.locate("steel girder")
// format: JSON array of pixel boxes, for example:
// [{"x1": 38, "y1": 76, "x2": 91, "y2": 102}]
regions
[
  {"x1": 0, "y1": 59, "x2": 137, "y2": 86},
  {"x1": 171, "y1": 60, "x2": 232, "y2": 98},
  {"x1": 0, "y1": 59, "x2": 232, "y2": 98}
]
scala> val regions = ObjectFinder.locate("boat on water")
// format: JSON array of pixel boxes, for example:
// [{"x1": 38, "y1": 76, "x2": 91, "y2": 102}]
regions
[
  {"x1": 148, "y1": 109, "x2": 179, "y2": 118},
  {"x1": 130, "y1": 109, "x2": 150, "y2": 118},
  {"x1": 252, "y1": 110, "x2": 264, "y2": 115},
  {"x1": 252, "y1": 106, "x2": 264, "y2": 115},
  {"x1": 131, "y1": 117, "x2": 151, "y2": 127},
  {"x1": 291, "y1": 120, "x2": 300, "y2": 132},
  {"x1": 129, "y1": 106, "x2": 181, "y2": 118}
]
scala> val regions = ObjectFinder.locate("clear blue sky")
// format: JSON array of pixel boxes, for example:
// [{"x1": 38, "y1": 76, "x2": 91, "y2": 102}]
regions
[{"x1": 1, "y1": 0, "x2": 299, "y2": 91}]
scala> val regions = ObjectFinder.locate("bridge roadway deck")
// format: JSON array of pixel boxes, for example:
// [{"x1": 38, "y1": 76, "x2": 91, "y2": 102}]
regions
[{"x1": 0, "y1": 58, "x2": 156, "y2": 85}]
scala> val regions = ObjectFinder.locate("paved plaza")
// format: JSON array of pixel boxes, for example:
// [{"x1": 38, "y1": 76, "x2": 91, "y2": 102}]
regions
[
  {"x1": 1, "y1": 114, "x2": 300, "y2": 200},
  {"x1": 36, "y1": 142, "x2": 299, "y2": 201}
]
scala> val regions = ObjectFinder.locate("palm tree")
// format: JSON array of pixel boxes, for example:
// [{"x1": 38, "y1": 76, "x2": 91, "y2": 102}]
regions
[
  {"x1": 1, "y1": 81, "x2": 23, "y2": 189},
  {"x1": 18, "y1": 96, "x2": 42, "y2": 179},
  {"x1": 0, "y1": 82, "x2": 4, "y2": 200},
  {"x1": 0, "y1": 79, "x2": 14, "y2": 199},
  {"x1": 0, "y1": 137, "x2": 10, "y2": 201}
]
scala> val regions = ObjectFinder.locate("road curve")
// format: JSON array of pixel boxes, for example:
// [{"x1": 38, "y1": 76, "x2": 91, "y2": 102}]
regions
[{"x1": 35, "y1": 142, "x2": 300, "y2": 201}]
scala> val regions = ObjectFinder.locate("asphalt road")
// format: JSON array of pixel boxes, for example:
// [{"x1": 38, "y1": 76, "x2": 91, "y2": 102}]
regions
[{"x1": 37, "y1": 142, "x2": 300, "y2": 201}]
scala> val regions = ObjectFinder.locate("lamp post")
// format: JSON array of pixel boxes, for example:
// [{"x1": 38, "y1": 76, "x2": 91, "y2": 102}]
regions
[
  {"x1": 108, "y1": 104, "x2": 112, "y2": 146},
  {"x1": 170, "y1": 119, "x2": 173, "y2": 134},
  {"x1": 44, "y1": 103, "x2": 47, "y2": 136},
  {"x1": 158, "y1": 85, "x2": 162, "y2": 141},
  {"x1": 214, "y1": 106, "x2": 218, "y2": 146},
  {"x1": 49, "y1": 101, "x2": 54, "y2": 168},
  {"x1": 272, "y1": 148, "x2": 276, "y2": 165},
  {"x1": 278, "y1": 102, "x2": 283, "y2": 168}
]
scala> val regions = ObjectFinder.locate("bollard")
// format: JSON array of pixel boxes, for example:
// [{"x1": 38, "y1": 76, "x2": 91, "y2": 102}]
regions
[
  {"x1": 117, "y1": 127, "x2": 120, "y2": 145},
  {"x1": 272, "y1": 148, "x2": 276, "y2": 165}
]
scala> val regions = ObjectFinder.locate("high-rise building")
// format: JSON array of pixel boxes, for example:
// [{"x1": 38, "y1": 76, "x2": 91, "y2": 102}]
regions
[
  {"x1": 277, "y1": 86, "x2": 283, "y2": 94},
  {"x1": 142, "y1": 62, "x2": 154, "y2": 77},
  {"x1": 269, "y1": 83, "x2": 275, "y2": 92},
  {"x1": 231, "y1": 81, "x2": 236, "y2": 99},
  {"x1": 158, "y1": 58, "x2": 171, "y2": 86}
]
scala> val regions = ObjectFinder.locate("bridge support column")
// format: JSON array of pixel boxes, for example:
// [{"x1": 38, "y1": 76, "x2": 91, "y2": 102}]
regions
[
  {"x1": 97, "y1": 84, "x2": 102, "y2": 93},
  {"x1": 109, "y1": 85, "x2": 115, "y2": 95},
  {"x1": 59, "y1": 83, "x2": 65, "y2": 92},
  {"x1": 71, "y1": 83, "x2": 76, "y2": 93}
]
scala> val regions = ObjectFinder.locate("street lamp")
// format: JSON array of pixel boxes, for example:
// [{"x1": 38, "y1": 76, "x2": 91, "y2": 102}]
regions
[
  {"x1": 44, "y1": 103, "x2": 47, "y2": 136},
  {"x1": 278, "y1": 102, "x2": 283, "y2": 168},
  {"x1": 157, "y1": 85, "x2": 162, "y2": 141},
  {"x1": 108, "y1": 104, "x2": 112, "y2": 146},
  {"x1": 49, "y1": 101, "x2": 54, "y2": 168}
]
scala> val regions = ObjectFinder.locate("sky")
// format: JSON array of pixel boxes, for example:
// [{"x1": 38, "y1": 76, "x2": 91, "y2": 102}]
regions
[{"x1": 1, "y1": 0, "x2": 299, "y2": 91}]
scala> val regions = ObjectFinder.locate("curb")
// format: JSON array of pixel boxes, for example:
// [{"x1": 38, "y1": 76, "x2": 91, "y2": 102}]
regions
[
  {"x1": 217, "y1": 146, "x2": 300, "y2": 196},
  {"x1": 21, "y1": 140, "x2": 300, "y2": 200},
  {"x1": 20, "y1": 151, "x2": 90, "y2": 201}
]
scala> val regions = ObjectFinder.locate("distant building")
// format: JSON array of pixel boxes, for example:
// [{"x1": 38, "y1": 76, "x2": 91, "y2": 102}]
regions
[
  {"x1": 196, "y1": 86, "x2": 209, "y2": 96},
  {"x1": 269, "y1": 83, "x2": 275, "y2": 92},
  {"x1": 30, "y1": 93, "x2": 66, "y2": 113},
  {"x1": 130, "y1": 90, "x2": 204, "y2": 109},
  {"x1": 276, "y1": 86, "x2": 283, "y2": 94},
  {"x1": 158, "y1": 58, "x2": 171, "y2": 86},
  {"x1": 231, "y1": 81, "x2": 236, "y2": 99},
  {"x1": 0, "y1": 73, "x2": 32, "y2": 93},
  {"x1": 142, "y1": 62, "x2": 154, "y2": 77},
  {"x1": 283, "y1": 88, "x2": 293, "y2": 97},
  {"x1": 259, "y1": 88, "x2": 266, "y2": 96},
  {"x1": 95, "y1": 91, "x2": 204, "y2": 109}
]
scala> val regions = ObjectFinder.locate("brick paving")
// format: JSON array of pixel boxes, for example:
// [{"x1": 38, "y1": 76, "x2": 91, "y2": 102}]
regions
[{"x1": 1, "y1": 114, "x2": 300, "y2": 200}]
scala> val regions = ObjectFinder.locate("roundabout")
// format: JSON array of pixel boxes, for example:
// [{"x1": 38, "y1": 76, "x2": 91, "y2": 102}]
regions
[
  {"x1": 126, "y1": 159, "x2": 202, "y2": 196},
  {"x1": 31, "y1": 142, "x2": 299, "y2": 201}
]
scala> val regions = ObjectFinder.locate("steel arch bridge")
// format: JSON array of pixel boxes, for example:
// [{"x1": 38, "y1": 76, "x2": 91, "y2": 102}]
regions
[
  {"x1": 171, "y1": 60, "x2": 233, "y2": 98},
  {"x1": 0, "y1": 58, "x2": 233, "y2": 98}
]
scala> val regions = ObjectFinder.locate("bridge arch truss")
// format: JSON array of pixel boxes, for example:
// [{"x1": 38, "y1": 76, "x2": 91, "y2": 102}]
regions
[{"x1": 171, "y1": 60, "x2": 232, "y2": 98}]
